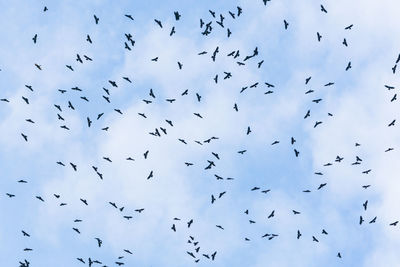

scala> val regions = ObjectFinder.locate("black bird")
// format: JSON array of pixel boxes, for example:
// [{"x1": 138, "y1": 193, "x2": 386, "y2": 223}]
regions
[
  {"x1": 80, "y1": 198, "x2": 88, "y2": 205},
  {"x1": 125, "y1": 14, "x2": 134, "y2": 20},
  {"x1": 343, "y1": 38, "x2": 348, "y2": 46},
  {"x1": 284, "y1": 20, "x2": 289, "y2": 29},
  {"x1": 304, "y1": 110, "x2": 311, "y2": 119},
  {"x1": 314, "y1": 121, "x2": 322, "y2": 128},
  {"x1": 369, "y1": 216, "x2": 377, "y2": 224},
  {"x1": 21, "y1": 133, "x2": 28, "y2": 142},
  {"x1": 147, "y1": 170, "x2": 153, "y2": 180},
  {"x1": 297, "y1": 230, "x2": 302, "y2": 239},
  {"x1": 359, "y1": 216, "x2": 364, "y2": 225},
  {"x1": 22, "y1": 96, "x2": 29, "y2": 104},
  {"x1": 95, "y1": 237, "x2": 102, "y2": 247},
  {"x1": 294, "y1": 149, "x2": 300, "y2": 157},
  {"x1": 312, "y1": 236, "x2": 319, "y2": 242},
  {"x1": 32, "y1": 34, "x2": 37, "y2": 43},
  {"x1": 267, "y1": 210, "x2": 275, "y2": 218},
  {"x1": 363, "y1": 200, "x2": 368, "y2": 210},
  {"x1": 345, "y1": 61, "x2": 352, "y2": 71},
  {"x1": 345, "y1": 24, "x2": 353, "y2": 30},
  {"x1": 388, "y1": 119, "x2": 396, "y2": 127},
  {"x1": 22, "y1": 230, "x2": 30, "y2": 237},
  {"x1": 390, "y1": 221, "x2": 399, "y2": 226},
  {"x1": 174, "y1": 11, "x2": 181, "y2": 20},
  {"x1": 70, "y1": 162, "x2": 77, "y2": 171},
  {"x1": 94, "y1": 15, "x2": 99, "y2": 24},
  {"x1": 320, "y1": 4, "x2": 327, "y2": 13},
  {"x1": 317, "y1": 183, "x2": 327, "y2": 190},
  {"x1": 87, "y1": 117, "x2": 92, "y2": 127},
  {"x1": 86, "y1": 34, "x2": 92, "y2": 43},
  {"x1": 154, "y1": 19, "x2": 162, "y2": 28},
  {"x1": 317, "y1": 32, "x2": 322, "y2": 41},
  {"x1": 246, "y1": 126, "x2": 251, "y2": 135},
  {"x1": 109, "y1": 80, "x2": 117, "y2": 87},
  {"x1": 76, "y1": 54, "x2": 83, "y2": 63}
]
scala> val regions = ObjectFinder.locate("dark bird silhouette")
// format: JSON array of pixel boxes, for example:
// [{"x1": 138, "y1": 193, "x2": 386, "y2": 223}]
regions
[
  {"x1": 317, "y1": 183, "x2": 327, "y2": 190},
  {"x1": 359, "y1": 216, "x2": 364, "y2": 225},
  {"x1": 345, "y1": 24, "x2": 353, "y2": 30},
  {"x1": 174, "y1": 11, "x2": 181, "y2": 20},
  {"x1": 125, "y1": 14, "x2": 134, "y2": 20},
  {"x1": 32, "y1": 34, "x2": 37, "y2": 44},
  {"x1": 369, "y1": 216, "x2": 377, "y2": 224},
  {"x1": 363, "y1": 200, "x2": 368, "y2": 211},
  {"x1": 317, "y1": 32, "x2": 322, "y2": 41},
  {"x1": 320, "y1": 4, "x2": 327, "y2": 13},
  {"x1": 21, "y1": 133, "x2": 28, "y2": 142},
  {"x1": 154, "y1": 19, "x2": 162, "y2": 28},
  {"x1": 297, "y1": 230, "x2": 302, "y2": 239},
  {"x1": 267, "y1": 210, "x2": 275, "y2": 218},
  {"x1": 22, "y1": 230, "x2": 30, "y2": 237},
  {"x1": 70, "y1": 162, "x2": 77, "y2": 171},
  {"x1": 345, "y1": 61, "x2": 352, "y2": 71},
  {"x1": 95, "y1": 237, "x2": 102, "y2": 247},
  {"x1": 284, "y1": 20, "x2": 289, "y2": 29},
  {"x1": 388, "y1": 119, "x2": 396, "y2": 127},
  {"x1": 86, "y1": 34, "x2": 92, "y2": 43},
  {"x1": 93, "y1": 15, "x2": 99, "y2": 24}
]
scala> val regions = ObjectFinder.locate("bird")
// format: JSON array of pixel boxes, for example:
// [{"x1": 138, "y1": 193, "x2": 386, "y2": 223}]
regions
[
  {"x1": 21, "y1": 230, "x2": 30, "y2": 237},
  {"x1": 21, "y1": 133, "x2": 28, "y2": 142},
  {"x1": 346, "y1": 61, "x2": 352, "y2": 71},
  {"x1": 317, "y1": 32, "x2": 322, "y2": 41},
  {"x1": 95, "y1": 237, "x2": 102, "y2": 247},
  {"x1": 317, "y1": 183, "x2": 327, "y2": 190},
  {"x1": 320, "y1": 4, "x2": 327, "y2": 13},
  {"x1": 363, "y1": 200, "x2": 368, "y2": 211},
  {"x1": 345, "y1": 24, "x2": 353, "y2": 30},
  {"x1": 284, "y1": 20, "x2": 289, "y2": 29},
  {"x1": 93, "y1": 15, "x2": 99, "y2": 24},
  {"x1": 297, "y1": 230, "x2": 302, "y2": 239},
  {"x1": 125, "y1": 14, "x2": 134, "y2": 20},
  {"x1": 267, "y1": 210, "x2": 275, "y2": 218},
  {"x1": 174, "y1": 11, "x2": 181, "y2": 20},
  {"x1": 154, "y1": 19, "x2": 162, "y2": 28},
  {"x1": 32, "y1": 34, "x2": 37, "y2": 43},
  {"x1": 246, "y1": 126, "x2": 251, "y2": 135}
]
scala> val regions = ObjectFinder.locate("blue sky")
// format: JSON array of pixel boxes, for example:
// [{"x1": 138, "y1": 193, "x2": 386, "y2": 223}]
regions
[{"x1": 1, "y1": 0, "x2": 400, "y2": 266}]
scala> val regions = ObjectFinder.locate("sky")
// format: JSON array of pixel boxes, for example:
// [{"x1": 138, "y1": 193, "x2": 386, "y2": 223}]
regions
[{"x1": 0, "y1": 0, "x2": 400, "y2": 266}]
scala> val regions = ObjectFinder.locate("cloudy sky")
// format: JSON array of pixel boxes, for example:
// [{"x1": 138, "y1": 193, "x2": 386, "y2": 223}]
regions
[{"x1": 1, "y1": 0, "x2": 399, "y2": 266}]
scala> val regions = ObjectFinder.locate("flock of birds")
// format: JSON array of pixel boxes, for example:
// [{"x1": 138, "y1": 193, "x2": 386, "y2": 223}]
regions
[{"x1": 0, "y1": 1, "x2": 399, "y2": 266}]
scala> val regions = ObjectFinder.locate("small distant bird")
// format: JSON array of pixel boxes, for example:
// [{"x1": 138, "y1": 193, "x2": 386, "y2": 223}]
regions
[
  {"x1": 284, "y1": 20, "x2": 289, "y2": 29},
  {"x1": 94, "y1": 15, "x2": 99, "y2": 24}
]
